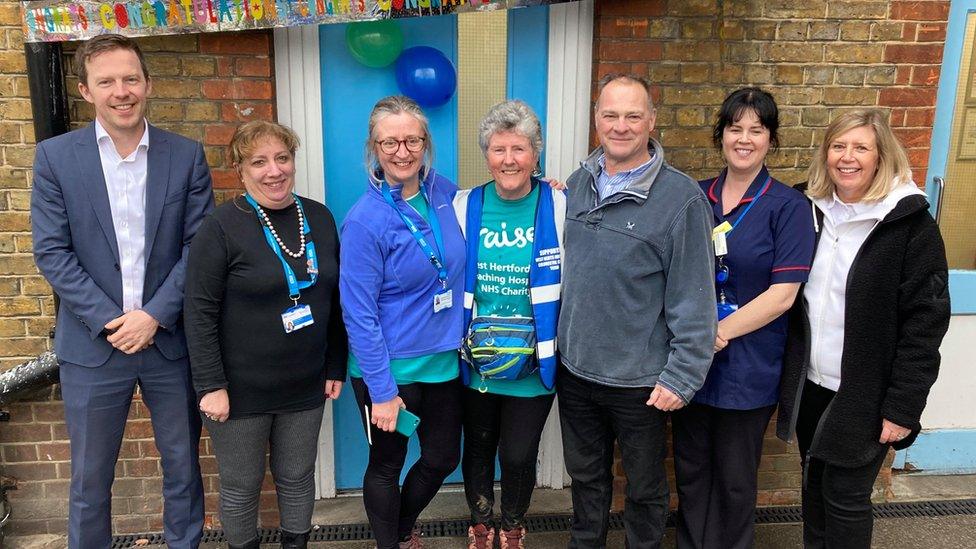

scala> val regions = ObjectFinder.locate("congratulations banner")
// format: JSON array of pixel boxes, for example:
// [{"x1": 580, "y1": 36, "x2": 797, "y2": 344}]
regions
[{"x1": 22, "y1": 0, "x2": 570, "y2": 42}]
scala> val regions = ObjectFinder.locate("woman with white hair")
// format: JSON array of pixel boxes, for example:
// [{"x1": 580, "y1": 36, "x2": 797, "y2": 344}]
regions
[
  {"x1": 453, "y1": 100, "x2": 565, "y2": 549},
  {"x1": 777, "y1": 108, "x2": 950, "y2": 548}
]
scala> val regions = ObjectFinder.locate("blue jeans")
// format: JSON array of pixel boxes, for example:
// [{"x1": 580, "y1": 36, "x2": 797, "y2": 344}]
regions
[{"x1": 557, "y1": 368, "x2": 669, "y2": 549}]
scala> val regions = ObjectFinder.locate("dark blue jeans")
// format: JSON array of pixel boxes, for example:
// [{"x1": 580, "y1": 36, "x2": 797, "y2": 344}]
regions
[{"x1": 557, "y1": 368, "x2": 669, "y2": 549}]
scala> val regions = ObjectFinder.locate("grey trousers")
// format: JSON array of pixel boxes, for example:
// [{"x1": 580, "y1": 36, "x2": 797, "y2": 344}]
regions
[{"x1": 204, "y1": 404, "x2": 325, "y2": 545}]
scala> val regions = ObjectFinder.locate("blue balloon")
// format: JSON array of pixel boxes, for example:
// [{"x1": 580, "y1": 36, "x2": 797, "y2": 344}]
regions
[{"x1": 394, "y1": 46, "x2": 457, "y2": 108}]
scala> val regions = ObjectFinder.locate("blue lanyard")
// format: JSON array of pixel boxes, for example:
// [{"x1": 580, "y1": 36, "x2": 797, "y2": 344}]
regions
[
  {"x1": 243, "y1": 193, "x2": 318, "y2": 301},
  {"x1": 725, "y1": 175, "x2": 772, "y2": 236},
  {"x1": 380, "y1": 181, "x2": 449, "y2": 289}
]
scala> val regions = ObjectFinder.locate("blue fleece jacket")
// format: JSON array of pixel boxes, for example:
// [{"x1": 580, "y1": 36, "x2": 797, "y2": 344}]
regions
[{"x1": 339, "y1": 169, "x2": 465, "y2": 403}]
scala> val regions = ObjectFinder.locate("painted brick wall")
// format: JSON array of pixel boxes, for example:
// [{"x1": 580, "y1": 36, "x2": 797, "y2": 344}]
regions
[
  {"x1": 593, "y1": 0, "x2": 948, "y2": 510},
  {"x1": 0, "y1": 0, "x2": 949, "y2": 537}
]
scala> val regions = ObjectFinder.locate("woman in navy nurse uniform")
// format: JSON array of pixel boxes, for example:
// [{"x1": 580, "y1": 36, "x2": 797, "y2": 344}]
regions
[{"x1": 671, "y1": 88, "x2": 815, "y2": 549}]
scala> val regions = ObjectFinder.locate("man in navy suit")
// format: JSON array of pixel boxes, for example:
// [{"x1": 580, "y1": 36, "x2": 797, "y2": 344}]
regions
[{"x1": 31, "y1": 34, "x2": 212, "y2": 548}]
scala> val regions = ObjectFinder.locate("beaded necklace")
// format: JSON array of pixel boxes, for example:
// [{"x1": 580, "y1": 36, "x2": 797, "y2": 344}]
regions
[{"x1": 251, "y1": 196, "x2": 306, "y2": 258}]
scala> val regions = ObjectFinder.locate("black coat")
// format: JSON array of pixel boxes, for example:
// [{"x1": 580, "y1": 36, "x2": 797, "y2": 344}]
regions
[{"x1": 777, "y1": 186, "x2": 950, "y2": 467}]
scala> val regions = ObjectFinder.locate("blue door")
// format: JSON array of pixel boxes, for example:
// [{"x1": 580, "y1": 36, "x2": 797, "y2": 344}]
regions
[{"x1": 321, "y1": 7, "x2": 550, "y2": 491}]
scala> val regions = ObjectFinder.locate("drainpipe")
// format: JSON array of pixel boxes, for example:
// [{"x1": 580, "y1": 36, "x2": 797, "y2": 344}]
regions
[
  {"x1": 25, "y1": 41, "x2": 70, "y2": 142},
  {"x1": 24, "y1": 41, "x2": 68, "y2": 317}
]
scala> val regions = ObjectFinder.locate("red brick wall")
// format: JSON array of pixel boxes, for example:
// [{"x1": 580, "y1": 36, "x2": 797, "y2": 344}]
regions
[
  {"x1": 592, "y1": 0, "x2": 948, "y2": 510},
  {"x1": 593, "y1": 0, "x2": 947, "y2": 187},
  {"x1": 0, "y1": 25, "x2": 277, "y2": 536}
]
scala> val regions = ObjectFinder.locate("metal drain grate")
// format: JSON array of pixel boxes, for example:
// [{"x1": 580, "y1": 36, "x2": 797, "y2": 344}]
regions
[{"x1": 109, "y1": 498, "x2": 976, "y2": 546}]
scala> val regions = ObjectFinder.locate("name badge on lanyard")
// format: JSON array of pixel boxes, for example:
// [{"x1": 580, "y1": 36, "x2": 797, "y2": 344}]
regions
[
  {"x1": 711, "y1": 175, "x2": 771, "y2": 321},
  {"x1": 243, "y1": 193, "x2": 319, "y2": 333},
  {"x1": 380, "y1": 181, "x2": 453, "y2": 313},
  {"x1": 712, "y1": 221, "x2": 732, "y2": 257}
]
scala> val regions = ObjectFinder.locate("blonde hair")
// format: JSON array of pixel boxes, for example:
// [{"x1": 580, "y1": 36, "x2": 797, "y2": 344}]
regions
[
  {"x1": 364, "y1": 95, "x2": 435, "y2": 180},
  {"x1": 229, "y1": 121, "x2": 300, "y2": 167},
  {"x1": 806, "y1": 109, "x2": 912, "y2": 202}
]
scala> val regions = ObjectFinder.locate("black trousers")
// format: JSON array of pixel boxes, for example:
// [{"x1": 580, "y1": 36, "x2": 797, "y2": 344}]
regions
[
  {"x1": 796, "y1": 380, "x2": 888, "y2": 549},
  {"x1": 557, "y1": 368, "x2": 669, "y2": 549},
  {"x1": 671, "y1": 402, "x2": 775, "y2": 549},
  {"x1": 352, "y1": 378, "x2": 463, "y2": 549},
  {"x1": 462, "y1": 388, "x2": 555, "y2": 530}
]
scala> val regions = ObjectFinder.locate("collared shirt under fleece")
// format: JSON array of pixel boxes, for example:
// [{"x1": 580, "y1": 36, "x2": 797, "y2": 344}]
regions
[
  {"x1": 558, "y1": 139, "x2": 716, "y2": 403},
  {"x1": 339, "y1": 169, "x2": 465, "y2": 404}
]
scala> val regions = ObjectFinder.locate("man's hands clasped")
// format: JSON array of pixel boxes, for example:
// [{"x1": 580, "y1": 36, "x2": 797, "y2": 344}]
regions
[{"x1": 105, "y1": 309, "x2": 159, "y2": 354}]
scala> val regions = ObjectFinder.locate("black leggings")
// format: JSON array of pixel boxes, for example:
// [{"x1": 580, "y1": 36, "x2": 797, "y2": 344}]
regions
[
  {"x1": 462, "y1": 388, "x2": 555, "y2": 530},
  {"x1": 352, "y1": 378, "x2": 463, "y2": 549}
]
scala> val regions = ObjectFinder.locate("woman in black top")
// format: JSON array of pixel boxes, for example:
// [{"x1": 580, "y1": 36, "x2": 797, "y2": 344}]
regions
[{"x1": 184, "y1": 121, "x2": 347, "y2": 549}]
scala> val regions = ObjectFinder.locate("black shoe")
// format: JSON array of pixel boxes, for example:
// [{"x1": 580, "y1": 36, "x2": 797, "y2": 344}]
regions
[
  {"x1": 280, "y1": 529, "x2": 310, "y2": 549},
  {"x1": 229, "y1": 538, "x2": 261, "y2": 549}
]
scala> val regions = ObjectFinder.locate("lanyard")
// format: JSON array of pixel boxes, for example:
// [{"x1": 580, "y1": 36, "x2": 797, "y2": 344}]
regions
[
  {"x1": 721, "y1": 175, "x2": 772, "y2": 236},
  {"x1": 381, "y1": 181, "x2": 449, "y2": 289},
  {"x1": 243, "y1": 193, "x2": 318, "y2": 302}
]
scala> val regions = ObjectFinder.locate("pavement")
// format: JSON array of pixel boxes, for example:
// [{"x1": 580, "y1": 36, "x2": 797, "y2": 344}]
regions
[{"x1": 7, "y1": 474, "x2": 976, "y2": 548}]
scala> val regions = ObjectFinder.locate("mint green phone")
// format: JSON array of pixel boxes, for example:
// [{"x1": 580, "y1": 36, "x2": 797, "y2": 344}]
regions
[{"x1": 395, "y1": 408, "x2": 421, "y2": 437}]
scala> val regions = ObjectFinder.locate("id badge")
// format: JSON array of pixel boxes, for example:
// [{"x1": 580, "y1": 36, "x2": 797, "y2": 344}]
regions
[
  {"x1": 717, "y1": 301, "x2": 738, "y2": 321},
  {"x1": 713, "y1": 231, "x2": 728, "y2": 257},
  {"x1": 282, "y1": 304, "x2": 314, "y2": 333},
  {"x1": 712, "y1": 221, "x2": 732, "y2": 257},
  {"x1": 433, "y1": 289, "x2": 453, "y2": 313}
]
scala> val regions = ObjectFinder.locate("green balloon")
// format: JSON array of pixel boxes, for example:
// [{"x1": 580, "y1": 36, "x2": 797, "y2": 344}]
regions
[{"x1": 345, "y1": 20, "x2": 404, "y2": 69}]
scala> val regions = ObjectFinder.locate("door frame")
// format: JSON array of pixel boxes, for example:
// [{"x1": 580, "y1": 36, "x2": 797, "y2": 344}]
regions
[
  {"x1": 891, "y1": 0, "x2": 976, "y2": 475},
  {"x1": 273, "y1": 0, "x2": 594, "y2": 497},
  {"x1": 924, "y1": 0, "x2": 976, "y2": 314}
]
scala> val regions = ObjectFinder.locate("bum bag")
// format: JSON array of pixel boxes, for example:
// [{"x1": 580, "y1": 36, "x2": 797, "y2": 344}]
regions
[{"x1": 461, "y1": 315, "x2": 538, "y2": 383}]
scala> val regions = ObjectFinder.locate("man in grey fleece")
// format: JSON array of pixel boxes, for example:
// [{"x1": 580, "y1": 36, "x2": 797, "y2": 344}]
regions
[{"x1": 557, "y1": 74, "x2": 716, "y2": 549}]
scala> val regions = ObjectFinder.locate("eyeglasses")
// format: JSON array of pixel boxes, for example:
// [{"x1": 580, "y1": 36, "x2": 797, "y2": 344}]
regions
[{"x1": 375, "y1": 136, "x2": 426, "y2": 155}]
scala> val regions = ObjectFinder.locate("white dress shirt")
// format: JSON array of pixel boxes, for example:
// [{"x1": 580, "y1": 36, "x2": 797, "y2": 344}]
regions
[
  {"x1": 95, "y1": 119, "x2": 150, "y2": 313},
  {"x1": 804, "y1": 181, "x2": 926, "y2": 391}
]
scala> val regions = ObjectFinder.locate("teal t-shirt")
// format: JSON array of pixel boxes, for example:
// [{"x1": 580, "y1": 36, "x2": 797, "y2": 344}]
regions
[
  {"x1": 348, "y1": 351, "x2": 458, "y2": 385},
  {"x1": 348, "y1": 190, "x2": 459, "y2": 386},
  {"x1": 404, "y1": 189, "x2": 429, "y2": 219},
  {"x1": 468, "y1": 182, "x2": 553, "y2": 397}
]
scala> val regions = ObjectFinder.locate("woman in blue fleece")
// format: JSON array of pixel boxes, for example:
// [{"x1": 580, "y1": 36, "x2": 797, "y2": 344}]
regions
[{"x1": 339, "y1": 95, "x2": 465, "y2": 549}]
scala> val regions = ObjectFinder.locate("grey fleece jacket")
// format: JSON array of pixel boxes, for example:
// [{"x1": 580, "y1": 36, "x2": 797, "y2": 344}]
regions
[{"x1": 557, "y1": 139, "x2": 716, "y2": 402}]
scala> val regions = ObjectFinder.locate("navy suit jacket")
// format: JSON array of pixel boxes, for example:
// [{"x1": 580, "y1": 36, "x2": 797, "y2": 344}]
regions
[{"x1": 31, "y1": 123, "x2": 214, "y2": 367}]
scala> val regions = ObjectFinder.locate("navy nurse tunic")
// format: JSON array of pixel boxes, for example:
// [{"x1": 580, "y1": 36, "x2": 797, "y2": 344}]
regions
[{"x1": 694, "y1": 166, "x2": 815, "y2": 410}]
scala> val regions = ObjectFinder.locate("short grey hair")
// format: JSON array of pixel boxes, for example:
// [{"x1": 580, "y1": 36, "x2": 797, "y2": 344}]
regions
[
  {"x1": 596, "y1": 73, "x2": 654, "y2": 113},
  {"x1": 364, "y1": 95, "x2": 435, "y2": 180},
  {"x1": 478, "y1": 100, "x2": 544, "y2": 158}
]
